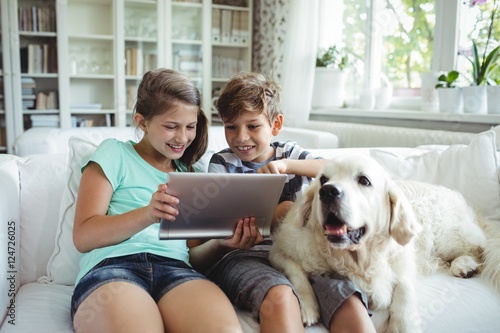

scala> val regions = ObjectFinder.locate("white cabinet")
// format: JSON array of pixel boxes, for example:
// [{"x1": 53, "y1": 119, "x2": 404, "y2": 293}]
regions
[
  {"x1": 210, "y1": 0, "x2": 252, "y2": 124},
  {"x1": 1, "y1": 0, "x2": 61, "y2": 153},
  {"x1": 58, "y1": 0, "x2": 117, "y2": 128},
  {"x1": 0, "y1": 0, "x2": 252, "y2": 153}
]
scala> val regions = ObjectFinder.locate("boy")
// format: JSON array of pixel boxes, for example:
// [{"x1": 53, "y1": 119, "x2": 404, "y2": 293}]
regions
[{"x1": 204, "y1": 72, "x2": 376, "y2": 333}]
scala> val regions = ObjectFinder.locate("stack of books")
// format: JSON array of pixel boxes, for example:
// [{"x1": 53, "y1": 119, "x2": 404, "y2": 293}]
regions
[
  {"x1": 30, "y1": 114, "x2": 59, "y2": 127},
  {"x1": 22, "y1": 77, "x2": 36, "y2": 110}
]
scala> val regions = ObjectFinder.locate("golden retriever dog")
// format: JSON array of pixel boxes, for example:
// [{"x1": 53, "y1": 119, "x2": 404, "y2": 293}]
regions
[{"x1": 269, "y1": 154, "x2": 499, "y2": 333}]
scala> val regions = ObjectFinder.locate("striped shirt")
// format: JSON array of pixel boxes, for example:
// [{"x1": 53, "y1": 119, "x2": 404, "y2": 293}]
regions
[{"x1": 208, "y1": 141, "x2": 316, "y2": 203}]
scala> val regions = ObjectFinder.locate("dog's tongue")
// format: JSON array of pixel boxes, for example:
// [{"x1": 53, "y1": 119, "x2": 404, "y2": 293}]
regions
[{"x1": 325, "y1": 224, "x2": 347, "y2": 236}]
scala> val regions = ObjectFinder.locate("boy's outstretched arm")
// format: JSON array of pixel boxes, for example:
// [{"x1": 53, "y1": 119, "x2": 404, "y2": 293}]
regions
[{"x1": 257, "y1": 158, "x2": 327, "y2": 178}]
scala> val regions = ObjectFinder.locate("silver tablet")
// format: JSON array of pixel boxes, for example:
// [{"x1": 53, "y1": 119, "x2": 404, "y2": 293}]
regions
[{"x1": 159, "y1": 172, "x2": 287, "y2": 240}]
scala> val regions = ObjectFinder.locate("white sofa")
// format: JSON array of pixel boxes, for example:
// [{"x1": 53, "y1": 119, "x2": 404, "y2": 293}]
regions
[{"x1": 1, "y1": 125, "x2": 499, "y2": 333}]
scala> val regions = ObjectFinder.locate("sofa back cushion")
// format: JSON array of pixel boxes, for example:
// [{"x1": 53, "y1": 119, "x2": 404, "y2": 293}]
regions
[
  {"x1": 370, "y1": 130, "x2": 500, "y2": 222},
  {"x1": 18, "y1": 154, "x2": 68, "y2": 285}
]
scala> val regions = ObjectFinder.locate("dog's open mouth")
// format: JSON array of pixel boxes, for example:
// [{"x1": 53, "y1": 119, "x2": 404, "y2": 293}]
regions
[{"x1": 323, "y1": 212, "x2": 366, "y2": 246}]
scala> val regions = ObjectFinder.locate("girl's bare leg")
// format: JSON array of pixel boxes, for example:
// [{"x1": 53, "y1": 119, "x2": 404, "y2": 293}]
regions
[
  {"x1": 158, "y1": 279, "x2": 243, "y2": 333},
  {"x1": 74, "y1": 281, "x2": 164, "y2": 333}
]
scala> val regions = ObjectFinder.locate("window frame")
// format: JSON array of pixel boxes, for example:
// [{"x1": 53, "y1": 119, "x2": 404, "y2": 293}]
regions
[{"x1": 317, "y1": 0, "x2": 463, "y2": 110}]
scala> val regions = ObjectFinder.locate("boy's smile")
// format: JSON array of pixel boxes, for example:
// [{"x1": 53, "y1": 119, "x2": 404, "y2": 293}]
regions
[{"x1": 223, "y1": 111, "x2": 283, "y2": 163}]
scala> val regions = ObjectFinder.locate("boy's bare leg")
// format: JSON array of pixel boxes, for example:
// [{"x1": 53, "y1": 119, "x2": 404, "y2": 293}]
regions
[
  {"x1": 329, "y1": 294, "x2": 376, "y2": 333},
  {"x1": 259, "y1": 285, "x2": 305, "y2": 333}
]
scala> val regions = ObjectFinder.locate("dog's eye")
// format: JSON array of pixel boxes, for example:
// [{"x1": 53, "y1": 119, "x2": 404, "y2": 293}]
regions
[
  {"x1": 319, "y1": 175, "x2": 328, "y2": 185},
  {"x1": 358, "y1": 176, "x2": 371, "y2": 186}
]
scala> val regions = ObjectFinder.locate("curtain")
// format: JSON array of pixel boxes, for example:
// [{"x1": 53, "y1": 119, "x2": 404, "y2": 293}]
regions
[{"x1": 252, "y1": 0, "x2": 318, "y2": 127}]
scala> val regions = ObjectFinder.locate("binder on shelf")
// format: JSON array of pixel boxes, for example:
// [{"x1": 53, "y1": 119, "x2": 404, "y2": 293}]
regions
[
  {"x1": 35, "y1": 91, "x2": 58, "y2": 110},
  {"x1": 143, "y1": 52, "x2": 157, "y2": 72},
  {"x1": 221, "y1": 10, "x2": 232, "y2": 43},
  {"x1": 36, "y1": 92, "x2": 47, "y2": 110},
  {"x1": 231, "y1": 11, "x2": 240, "y2": 43},
  {"x1": 239, "y1": 11, "x2": 250, "y2": 44},
  {"x1": 212, "y1": 9, "x2": 221, "y2": 42}
]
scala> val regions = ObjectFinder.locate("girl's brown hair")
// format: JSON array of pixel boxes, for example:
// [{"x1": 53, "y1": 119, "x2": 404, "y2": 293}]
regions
[
  {"x1": 216, "y1": 71, "x2": 282, "y2": 124},
  {"x1": 134, "y1": 68, "x2": 208, "y2": 172}
]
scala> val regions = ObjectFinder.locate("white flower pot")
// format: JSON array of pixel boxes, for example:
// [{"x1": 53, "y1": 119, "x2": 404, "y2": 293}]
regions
[
  {"x1": 437, "y1": 88, "x2": 463, "y2": 114},
  {"x1": 420, "y1": 71, "x2": 440, "y2": 112},
  {"x1": 312, "y1": 68, "x2": 346, "y2": 108},
  {"x1": 463, "y1": 86, "x2": 488, "y2": 114},
  {"x1": 487, "y1": 86, "x2": 500, "y2": 114}
]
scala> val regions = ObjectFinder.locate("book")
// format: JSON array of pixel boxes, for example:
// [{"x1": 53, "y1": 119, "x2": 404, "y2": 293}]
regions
[{"x1": 231, "y1": 11, "x2": 240, "y2": 43}]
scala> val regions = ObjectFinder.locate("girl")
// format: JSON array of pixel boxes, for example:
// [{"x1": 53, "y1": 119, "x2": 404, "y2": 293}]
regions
[{"x1": 71, "y1": 69, "x2": 258, "y2": 333}]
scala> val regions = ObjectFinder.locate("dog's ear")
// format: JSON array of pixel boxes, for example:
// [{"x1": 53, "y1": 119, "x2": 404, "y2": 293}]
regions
[{"x1": 388, "y1": 182, "x2": 421, "y2": 246}]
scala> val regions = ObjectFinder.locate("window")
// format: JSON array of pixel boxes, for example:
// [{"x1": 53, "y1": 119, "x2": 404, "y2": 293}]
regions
[{"x1": 317, "y1": 0, "x2": 500, "y2": 109}]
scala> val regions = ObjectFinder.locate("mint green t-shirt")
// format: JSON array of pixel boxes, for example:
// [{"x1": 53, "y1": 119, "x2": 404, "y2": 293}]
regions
[{"x1": 75, "y1": 139, "x2": 190, "y2": 284}]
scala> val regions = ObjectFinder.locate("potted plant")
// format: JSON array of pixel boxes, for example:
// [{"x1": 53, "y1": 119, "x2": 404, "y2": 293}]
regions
[
  {"x1": 461, "y1": 0, "x2": 500, "y2": 113},
  {"x1": 312, "y1": 45, "x2": 350, "y2": 108},
  {"x1": 435, "y1": 70, "x2": 464, "y2": 113}
]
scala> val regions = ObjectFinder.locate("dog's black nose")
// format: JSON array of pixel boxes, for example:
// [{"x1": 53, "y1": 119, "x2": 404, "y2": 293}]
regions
[{"x1": 320, "y1": 184, "x2": 343, "y2": 201}]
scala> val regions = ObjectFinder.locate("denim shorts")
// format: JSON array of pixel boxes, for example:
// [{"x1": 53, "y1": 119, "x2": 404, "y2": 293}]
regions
[
  {"x1": 208, "y1": 249, "x2": 368, "y2": 328},
  {"x1": 71, "y1": 253, "x2": 207, "y2": 320}
]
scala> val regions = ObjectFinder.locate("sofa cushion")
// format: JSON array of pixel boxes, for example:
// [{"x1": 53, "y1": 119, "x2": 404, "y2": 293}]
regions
[
  {"x1": 17, "y1": 154, "x2": 68, "y2": 285},
  {"x1": 370, "y1": 130, "x2": 500, "y2": 222}
]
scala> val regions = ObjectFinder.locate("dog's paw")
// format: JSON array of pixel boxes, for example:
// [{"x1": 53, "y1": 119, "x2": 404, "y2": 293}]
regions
[
  {"x1": 449, "y1": 255, "x2": 481, "y2": 278},
  {"x1": 299, "y1": 295, "x2": 320, "y2": 326}
]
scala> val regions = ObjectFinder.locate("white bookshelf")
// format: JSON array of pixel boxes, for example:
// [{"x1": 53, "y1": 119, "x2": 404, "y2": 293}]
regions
[{"x1": 0, "y1": 0, "x2": 253, "y2": 153}]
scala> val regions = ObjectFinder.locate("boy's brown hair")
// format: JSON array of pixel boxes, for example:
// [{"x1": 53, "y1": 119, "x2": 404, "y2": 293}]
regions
[{"x1": 216, "y1": 72, "x2": 282, "y2": 124}]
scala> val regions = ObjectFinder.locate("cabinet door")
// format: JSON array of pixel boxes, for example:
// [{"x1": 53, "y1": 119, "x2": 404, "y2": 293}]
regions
[
  {"x1": 210, "y1": 0, "x2": 252, "y2": 124},
  {"x1": 9, "y1": 0, "x2": 60, "y2": 134},
  {"x1": 170, "y1": 0, "x2": 204, "y2": 92},
  {"x1": 121, "y1": 0, "x2": 160, "y2": 126},
  {"x1": 60, "y1": 0, "x2": 116, "y2": 128}
]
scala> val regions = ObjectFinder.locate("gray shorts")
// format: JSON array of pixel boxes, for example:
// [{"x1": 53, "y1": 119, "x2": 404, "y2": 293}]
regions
[{"x1": 207, "y1": 249, "x2": 368, "y2": 328}]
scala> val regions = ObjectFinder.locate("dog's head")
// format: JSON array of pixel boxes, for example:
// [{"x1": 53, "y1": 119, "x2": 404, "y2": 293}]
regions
[{"x1": 302, "y1": 155, "x2": 420, "y2": 251}]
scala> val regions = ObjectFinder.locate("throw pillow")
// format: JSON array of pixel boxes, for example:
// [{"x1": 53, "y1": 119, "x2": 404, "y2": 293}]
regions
[
  {"x1": 44, "y1": 137, "x2": 98, "y2": 285},
  {"x1": 370, "y1": 130, "x2": 500, "y2": 222}
]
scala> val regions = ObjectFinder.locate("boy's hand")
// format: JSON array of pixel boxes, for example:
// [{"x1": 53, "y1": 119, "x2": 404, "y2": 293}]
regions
[
  {"x1": 221, "y1": 217, "x2": 264, "y2": 250},
  {"x1": 257, "y1": 160, "x2": 288, "y2": 174}
]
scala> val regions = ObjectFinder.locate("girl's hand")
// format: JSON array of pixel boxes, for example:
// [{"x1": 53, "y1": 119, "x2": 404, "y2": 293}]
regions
[
  {"x1": 221, "y1": 217, "x2": 264, "y2": 250},
  {"x1": 146, "y1": 183, "x2": 179, "y2": 223},
  {"x1": 257, "y1": 160, "x2": 288, "y2": 174}
]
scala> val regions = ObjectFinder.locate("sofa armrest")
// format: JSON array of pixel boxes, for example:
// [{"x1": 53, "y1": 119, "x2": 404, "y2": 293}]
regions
[{"x1": 0, "y1": 157, "x2": 21, "y2": 325}]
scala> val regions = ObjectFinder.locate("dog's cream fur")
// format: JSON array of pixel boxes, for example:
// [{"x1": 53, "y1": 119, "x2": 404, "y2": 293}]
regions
[{"x1": 269, "y1": 154, "x2": 499, "y2": 333}]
